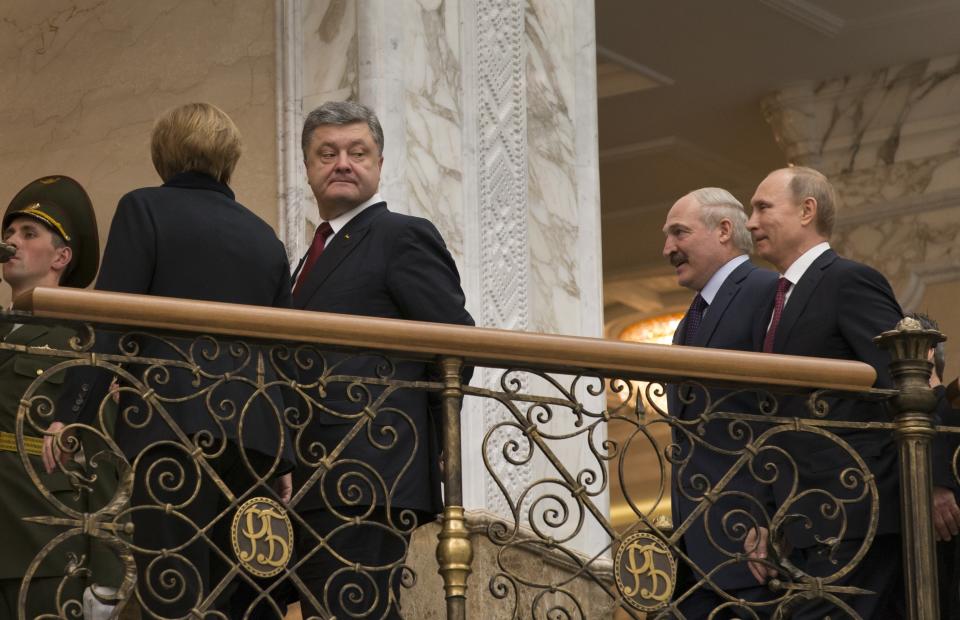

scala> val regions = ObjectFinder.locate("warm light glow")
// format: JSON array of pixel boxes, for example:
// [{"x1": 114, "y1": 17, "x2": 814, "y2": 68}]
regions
[
  {"x1": 615, "y1": 312, "x2": 684, "y2": 408},
  {"x1": 619, "y1": 312, "x2": 684, "y2": 344},
  {"x1": 609, "y1": 312, "x2": 686, "y2": 524}
]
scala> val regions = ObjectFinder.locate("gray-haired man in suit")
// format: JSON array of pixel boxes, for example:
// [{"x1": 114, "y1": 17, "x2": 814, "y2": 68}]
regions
[{"x1": 663, "y1": 187, "x2": 777, "y2": 618}]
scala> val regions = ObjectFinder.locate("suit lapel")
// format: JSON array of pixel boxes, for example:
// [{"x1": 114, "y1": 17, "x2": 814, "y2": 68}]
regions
[
  {"x1": 692, "y1": 261, "x2": 752, "y2": 347},
  {"x1": 772, "y1": 250, "x2": 837, "y2": 352},
  {"x1": 290, "y1": 255, "x2": 307, "y2": 286},
  {"x1": 672, "y1": 317, "x2": 686, "y2": 345},
  {"x1": 672, "y1": 261, "x2": 752, "y2": 418},
  {"x1": 292, "y1": 203, "x2": 387, "y2": 308}
]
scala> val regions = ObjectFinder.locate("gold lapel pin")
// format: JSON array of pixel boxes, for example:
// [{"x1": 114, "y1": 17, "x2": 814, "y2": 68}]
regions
[{"x1": 344, "y1": 234, "x2": 351, "y2": 240}]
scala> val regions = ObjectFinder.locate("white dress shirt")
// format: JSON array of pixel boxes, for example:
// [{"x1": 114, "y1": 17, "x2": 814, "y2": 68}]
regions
[
  {"x1": 699, "y1": 254, "x2": 749, "y2": 311},
  {"x1": 780, "y1": 241, "x2": 831, "y2": 307},
  {"x1": 325, "y1": 192, "x2": 384, "y2": 241},
  {"x1": 293, "y1": 193, "x2": 385, "y2": 279}
]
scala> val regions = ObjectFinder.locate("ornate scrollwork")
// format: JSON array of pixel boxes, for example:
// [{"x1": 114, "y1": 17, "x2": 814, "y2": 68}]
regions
[
  {"x1": 5, "y1": 317, "x2": 432, "y2": 619},
  {"x1": 468, "y1": 366, "x2": 903, "y2": 620},
  {"x1": 4, "y1": 312, "x2": 943, "y2": 620}
]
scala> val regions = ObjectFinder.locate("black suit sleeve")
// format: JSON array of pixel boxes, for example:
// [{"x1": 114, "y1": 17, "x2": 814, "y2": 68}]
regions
[
  {"x1": 273, "y1": 261, "x2": 293, "y2": 309},
  {"x1": 932, "y1": 386, "x2": 960, "y2": 492},
  {"x1": 385, "y1": 219, "x2": 474, "y2": 328},
  {"x1": 385, "y1": 220, "x2": 474, "y2": 448},
  {"x1": 95, "y1": 196, "x2": 157, "y2": 294},
  {"x1": 57, "y1": 197, "x2": 157, "y2": 425},
  {"x1": 836, "y1": 264, "x2": 903, "y2": 389}
]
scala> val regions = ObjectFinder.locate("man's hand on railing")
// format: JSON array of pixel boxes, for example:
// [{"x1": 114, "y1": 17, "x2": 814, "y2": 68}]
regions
[
  {"x1": 745, "y1": 526, "x2": 779, "y2": 583},
  {"x1": 41, "y1": 421, "x2": 73, "y2": 474},
  {"x1": 274, "y1": 472, "x2": 292, "y2": 505},
  {"x1": 933, "y1": 485, "x2": 960, "y2": 541}
]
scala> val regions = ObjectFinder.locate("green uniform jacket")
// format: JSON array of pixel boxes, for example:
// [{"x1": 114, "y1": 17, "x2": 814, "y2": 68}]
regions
[{"x1": 0, "y1": 322, "x2": 118, "y2": 583}]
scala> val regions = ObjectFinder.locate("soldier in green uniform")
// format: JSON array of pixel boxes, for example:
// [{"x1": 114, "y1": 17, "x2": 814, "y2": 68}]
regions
[{"x1": 0, "y1": 175, "x2": 112, "y2": 619}]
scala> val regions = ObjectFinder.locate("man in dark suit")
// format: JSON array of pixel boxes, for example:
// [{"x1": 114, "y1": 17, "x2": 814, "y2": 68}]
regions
[
  {"x1": 0, "y1": 175, "x2": 112, "y2": 618},
  {"x1": 907, "y1": 312, "x2": 960, "y2": 617},
  {"x1": 662, "y1": 187, "x2": 778, "y2": 618},
  {"x1": 744, "y1": 166, "x2": 904, "y2": 618},
  {"x1": 290, "y1": 100, "x2": 473, "y2": 619}
]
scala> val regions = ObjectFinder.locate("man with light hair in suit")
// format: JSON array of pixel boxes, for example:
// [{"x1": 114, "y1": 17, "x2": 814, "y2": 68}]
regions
[{"x1": 663, "y1": 187, "x2": 778, "y2": 618}]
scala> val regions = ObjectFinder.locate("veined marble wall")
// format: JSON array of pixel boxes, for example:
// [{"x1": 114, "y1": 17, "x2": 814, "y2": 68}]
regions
[
  {"x1": 763, "y1": 53, "x2": 960, "y2": 372},
  {"x1": 0, "y1": 0, "x2": 280, "y2": 303},
  {"x1": 278, "y1": 0, "x2": 360, "y2": 260}
]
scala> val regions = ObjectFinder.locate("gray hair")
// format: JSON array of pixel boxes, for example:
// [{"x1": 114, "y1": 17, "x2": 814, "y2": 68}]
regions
[
  {"x1": 301, "y1": 101, "x2": 385, "y2": 159},
  {"x1": 689, "y1": 187, "x2": 753, "y2": 254}
]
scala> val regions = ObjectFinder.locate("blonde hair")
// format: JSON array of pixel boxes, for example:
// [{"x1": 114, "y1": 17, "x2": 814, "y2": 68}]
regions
[{"x1": 151, "y1": 103, "x2": 242, "y2": 185}]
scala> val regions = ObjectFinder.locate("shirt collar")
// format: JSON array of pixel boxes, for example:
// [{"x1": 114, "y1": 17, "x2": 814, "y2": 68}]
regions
[
  {"x1": 699, "y1": 254, "x2": 749, "y2": 305},
  {"x1": 324, "y1": 193, "x2": 384, "y2": 238},
  {"x1": 782, "y1": 241, "x2": 831, "y2": 285}
]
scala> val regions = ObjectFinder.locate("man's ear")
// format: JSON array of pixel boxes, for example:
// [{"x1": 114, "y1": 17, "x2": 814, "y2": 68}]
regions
[
  {"x1": 799, "y1": 197, "x2": 818, "y2": 227},
  {"x1": 717, "y1": 218, "x2": 733, "y2": 243},
  {"x1": 51, "y1": 245, "x2": 72, "y2": 274}
]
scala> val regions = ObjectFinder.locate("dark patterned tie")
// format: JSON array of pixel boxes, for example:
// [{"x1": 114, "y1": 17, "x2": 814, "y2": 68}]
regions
[
  {"x1": 293, "y1": 221, "x2": 334, "y2": 296},
  {"x1": 763, "y1": 277, "x2": 793, "y2": 353},
  {"x1": 683, "y1": 294, "x2": 708, "y2": 345}
]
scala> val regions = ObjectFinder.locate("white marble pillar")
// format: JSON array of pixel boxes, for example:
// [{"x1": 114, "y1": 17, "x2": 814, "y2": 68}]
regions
[
  {"x1": 275, "y1": 0, "x2": 606, "y2": 557},
  {"x1": 762, "y1": 53, "x2": 960, "y2": 369},
  {"x1": 276, "y1": 0, "x2": 360, "y2": 260}
]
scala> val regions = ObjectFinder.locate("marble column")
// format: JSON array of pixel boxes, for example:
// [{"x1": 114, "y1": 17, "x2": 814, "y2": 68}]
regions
[
  {"x1": 275, "y1": 0, "x2": 608, "y2": 614},
  {"x1": 762, "y1": 53, "x2": 960, "y2": 371}
]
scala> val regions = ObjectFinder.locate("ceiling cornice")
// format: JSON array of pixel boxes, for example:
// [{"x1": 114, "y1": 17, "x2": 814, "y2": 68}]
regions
[
  {"x1": 849, "y1": 1, "x2": 960, "y2": 30},
  {"x1": 758, "y1": 0, "x2": 845, "y2": 37},
  {"x1": 596, "y1": 45, "x2": 674, "y2": 87}
]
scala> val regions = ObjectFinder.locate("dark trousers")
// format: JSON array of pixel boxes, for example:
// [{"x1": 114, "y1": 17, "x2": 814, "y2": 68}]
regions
[
  {"x1": 939, "y1": 536, "x2": 960, "y2": 618},
  {"x1": 131, "y1": 442, "x2": 290, "y2": 619},
  {"x1": 295, "y1": 507, "x2": 411, "y2": 620},
  {"x1": 675, "y1": 582, "x2": 773, "y2": 619},
  {"x1": 673, "y1": 524, "x2": 776, "y2": 620},
  {"x1": 783, "y1": 534, "x2": 904, "y2": 619}
]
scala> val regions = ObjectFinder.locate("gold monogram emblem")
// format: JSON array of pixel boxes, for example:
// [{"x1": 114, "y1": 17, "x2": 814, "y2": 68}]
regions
[
  {"x1": 231, "y1": 497, "x2": 294, "y2": 578},
  {"x1": 614, "y1": 532, "x2": 676, "y2": 612}
]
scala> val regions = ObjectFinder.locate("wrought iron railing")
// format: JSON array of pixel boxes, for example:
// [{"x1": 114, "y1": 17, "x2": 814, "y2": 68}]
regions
[{"x1": 4, "y1": 287, "x2": 949, "y2": 619}]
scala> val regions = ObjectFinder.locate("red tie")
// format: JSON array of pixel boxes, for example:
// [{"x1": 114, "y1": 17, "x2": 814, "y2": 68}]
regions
[
  {"x1": 763, "y1": 277, "x2": 793, "y2": 353},
  {"x1": 293, "y1": 222, "x2": 334, "y2": 296}
]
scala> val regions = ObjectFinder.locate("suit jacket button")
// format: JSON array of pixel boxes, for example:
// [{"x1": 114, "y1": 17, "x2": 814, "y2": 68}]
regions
[
  {"x1": 81, "y1": 383, "x2": 90, "y2": 391},
  {"x1": 36, "y1": 369, "x2": 43, "y2": 376},
  {"x1": 72, "y1": 405, "x2": 80, "y2": 412}
]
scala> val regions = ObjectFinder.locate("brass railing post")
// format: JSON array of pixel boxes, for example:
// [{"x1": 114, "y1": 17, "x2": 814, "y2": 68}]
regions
[
  {"x1": 436, "y1": 356, "x2": 472, "y2": 620},
  {"x1": 876, "y1": 317, "x2": 945, "y2": 620}
]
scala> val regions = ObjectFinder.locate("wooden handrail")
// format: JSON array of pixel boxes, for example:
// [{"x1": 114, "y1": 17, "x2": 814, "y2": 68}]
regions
[{"x1": 15, "y1": 287, "x2": 877, "y2": 392}]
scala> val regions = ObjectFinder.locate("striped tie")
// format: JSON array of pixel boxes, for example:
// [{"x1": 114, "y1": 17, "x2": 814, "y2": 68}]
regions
[{"x1": 763, "y1": 277, "x2": 793, "y2": 353}]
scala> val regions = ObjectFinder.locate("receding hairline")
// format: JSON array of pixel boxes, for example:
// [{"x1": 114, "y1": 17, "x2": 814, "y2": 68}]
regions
[{"x1": 306, "y1": 124, "x2": 380, "y2": 148}]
